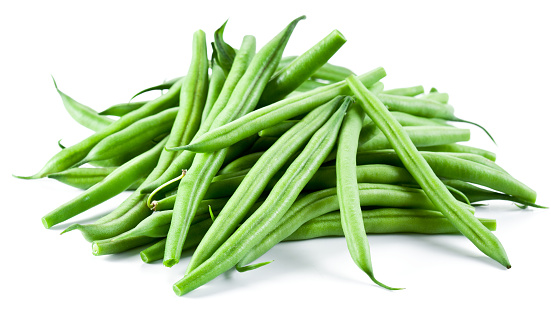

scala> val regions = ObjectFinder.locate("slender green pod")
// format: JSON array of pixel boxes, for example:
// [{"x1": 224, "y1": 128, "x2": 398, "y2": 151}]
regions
[
  {"x1": 173, "y1": 67, "x2": 385, "y2": 153},
  {"x1": 420, "y1": 92, "x2": 449, "y2": 104},
  {"x1": 381, "y1": 85, "x2": 425, "y2": 97},
  {"x1": 310, "y1": 62, "x2": 355, "y2": 82},
  {"x1": 164, "y1": 16, "x2": 305, "y2": 268},
  {"x1": 259, "y1": 29, "x2": 347, "y2": 104},
  {"x1": 336, "y1": 102, "x2": 397, "y2": 290},
  {"x1": 202, "y1": 62, "x2": 226, "y2": 124},
  {"x1": 286, "y1": 208, "x2": 497, "y2": 241},
  {"x1": 347, "y1": 75, "x2": 510, "y2": 268},
  {"x1": 358, "y1": 125, "x2": 470, "y2": 152},
  {"x1": 354, "y1": 150, "x2": 536, "y2": 203},
  {"x1": 18, "y1": 77, "x2": 184, "y2": 179},
  {"x1": 53, "y1": 77, "x2": 114, "y2": 131},
  {"x1": 77, "y1": 108, "x2": 178, "y2": 165},
  {"x1": 258, "y1": 120, "x2": 300, "y2": 137},
  {"x1": 420, "y1": 144, "x2": 496, "y2": 161},
  {"x1": 99, "y1": 101, "x2": 149, "y2": 117},
  {"x1": 47, "y1": 167, "x2": 145, "y2": 190},
  {"x1": 172, "y1": 99, "x2": 347, "y2": 295},
  {"x1": 41, "y1": 137, "x2": 168, "y2": 229},
  {"x1": 184, "y1": 97, "x2": 344, "y2": 275},
  {"x1": 129, "y1": 77, "x2": 183, "y2": 101},
  {"x1": 218, "y1": 151, "x2": 264, "y2": 175}
]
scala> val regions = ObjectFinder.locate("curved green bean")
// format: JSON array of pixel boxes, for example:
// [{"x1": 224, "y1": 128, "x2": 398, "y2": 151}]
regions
[
  {"x1": 47, "y1": 167, "x2": 145, "y2": 190},
  {"x1": 99, "y1": 101, "x2": 149, "y2": 117}
]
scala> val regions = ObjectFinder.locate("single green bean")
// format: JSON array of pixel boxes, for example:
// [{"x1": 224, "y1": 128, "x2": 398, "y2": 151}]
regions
[
  {"x1": 99, "y1": 101, "x2": 149, "y2": 117},
  {"x1": 286, "y1": 208, "x2": 496, "y2": 240},
  {"x1": 218, "y1": 151, "x2": 264, "y2": 175},
  {"x1": 259, "y1": 29, "x2": 347, "y2": 104},
  {"x1": 202, "y1": 62, "x2": 226, "y2": 124},
  {"x1": 419, "y1": 144, "x2": 496, "y2": 161},
  {"x1": 47, "y1": 167, "x2": 145, "y2": 190},
  {"x1": 336, "y1": 102, "x2": 397, "y2": 290},
  {"x1": 347, "y1": 75, "x2": 510, "y2": 268},
  {"x1": 420, "y1": 92, "x2": 449, "y2": 104},
  {"x1": 381, "y1": 85, "x2": 424, "y2": 97},
  {"x1": 129, "y1": 77, "x2": 183, "y2": 101},
  {"x1": 53, "y1": 77, "x2": 114, "y2": 131}
]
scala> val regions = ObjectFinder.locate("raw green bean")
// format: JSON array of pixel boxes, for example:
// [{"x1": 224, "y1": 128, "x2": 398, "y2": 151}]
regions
[
  {"x1": 336, "y1": 102, "x2": 397, "y2": 289},
  {"x1": 53, "y1": 77, "x2": 114, "y2": 131},
  {"x1": 286, "y1": 208, "x2": 497, "y2": 240},
  {"x1": 310, "y1": 62, "x2": 355, "y2": 82},
  {"x1": 47, "y1": 167, "x2": 145, "y2": 190},
  {"x1": 239, "y1": 183, "x2": 436, "y2": 267},
  {"x1": 258, "y1": 120, "x2": 300, "y2": 137},
  {"x1": 130, "y1": 77, "x2": 183, "y2": 101},
  {"x1": 381, "y1": 85, "x2": 424, "y2": 97},
  {"x1": 419, "y1": 144, "x2": 496, "y2": 161},
  {"x1": 164, "y1": 16, "x2": 304, "y2": 268},
  {"x1": 77, "y1": 108, "x2": 178, "y2": 165},
  {"x1": 18, "y1": 77, "x2": 184, "y2": 179},
  {"x1": 294, "y1": 79, "x2": 328, "y2": 92},
  {"x1": 172, "y1": 98, "x2": 347, "y2": 295},
  {"x1": 99, "y1": 101, "x2": 149, "y2": 117},
  {"x1": 358, "y1": 125, "x2": 470, "y2": 152},
  {"x1": 173, "y1": 67, "x2": 385, "y2": 153},
  {"x1": 184, "y1": 97, "x2": 344, "y2": 275},
  {"x1": 354, "y1": 150, "x2": 535, "y2": 202},
  {"x1": 202, "y1": 62, "x2": 226, "y2": 124},
  {"x1": 218, "y1": 151, "x2": 264, "y2": 175},
  {"x1": 140, "y1": 238, "x2": 167, "y2": 263},
  {"x1": 420, "y1": 92, "x2": 449, "y2": 104},
  {"x1": 259, "y1": 29, "x2": 347, "y2": 104},
  {"x1": 42, "y1": 137, "x2": 168, "y2": 228},
  {"x1": 347, "y1": 75, "x2": 510, "y2": 268}
]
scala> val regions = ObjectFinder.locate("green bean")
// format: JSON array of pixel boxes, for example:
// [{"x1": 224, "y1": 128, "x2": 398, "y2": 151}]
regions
[
  {"x1": 129, "y1": 76, "x2": 183, "y2": 101},
  {"x1": 164, "y1": 17, "x2": 304, "y2": 268},
  {"x1": 173, "y1": 67, "x2": 385, "y2": 153},
  {"x1": 53, "y1": 77, "x2": 114, "y2": 131},
  {"x1": 140, "y1": 238, "x2": 167, "y2": 263},
  {"x1": 381, "y1": 85, "x2": 424, "y2": 97},
  {"x1": 247, "y1": 137, "x2": 278, "y2": 153},
  {"x1": 442, "y1": 180, "x2": 545, "y2": 208},
  {"x1": 98, "y1": 101, "x2": 149, "y2": 117},
  {"x1": 258, "y1": 120, "x2": 300, "y2": 137},
  {"x1": 165, "y1": 29, "x2": 208, "y2": 160},
  {"x1": 42, "y1": 137, "x2": 168, "y2": 229},
  {"x1": 259, "y1": 29, "x2": 347, "y2": 104},
  {"x1": 218, "y1": 151, "x2": 264, "y2": 175},
  {"x1": 355, "y1": 150, "x2": 535, "y2": 202},
  {"x1": 184, "y1": 97, "x2": 345, "y2": 275},
  {"x1": 47, "y1": 167, "x2": 145, "y2": 190},
  {"x1": 294, "y1": 79, "x2": 328, "y2": 92},
  {"x1": 286, "y1": 208, "x2": 497, "y2": 241},
  {"x1": 336, "y1": 102, "x2": 397, "y2": 290},
  {"x1": 202, "y1": 62, "x2": 226, "y2": 124},
  {"x1": 420, "y1": 92, "x2": 449, "y2": 104},
  {"x1": 347, "y1": 75, "x2": 510, "y2": 268},
  {"x1": 172, "y1": 98, "x2": 347, "y2": 296},
  {"x1": 377, "y1": 93, "x2": 495, "y2": 143},
  {"x1": 419, "y1": 144, "x2": 496, "y2": 161},
  {"x1": 77, "y1": 108, "x2": 178, "y2": 165},
  {"x1": 358, "y1": 125, "x2": 470, "y2": 152},
  {"x1": 18, "y1": 77, "x2": 184, "y2": 179},
  {"x1": 310, "y1": 62, "x2": 355, "y2": 82},
  {"x1": 238, "y1": 183, "x2": 436, "y2": 267}
]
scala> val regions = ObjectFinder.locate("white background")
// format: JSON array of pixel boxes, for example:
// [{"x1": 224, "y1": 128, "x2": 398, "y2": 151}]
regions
[{"x1": 2, "y1": 0, "x2": 550, "y2": 313}]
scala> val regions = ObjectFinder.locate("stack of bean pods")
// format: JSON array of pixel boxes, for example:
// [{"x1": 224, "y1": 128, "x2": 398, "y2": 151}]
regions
[{"x1": 18, "y1": 16, "x2": 544, "y2": 295}]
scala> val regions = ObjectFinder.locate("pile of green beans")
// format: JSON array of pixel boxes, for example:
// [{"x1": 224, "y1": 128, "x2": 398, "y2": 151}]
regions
[{"x1": 18, "y1": 16, "x2": 545, "y2": 296}]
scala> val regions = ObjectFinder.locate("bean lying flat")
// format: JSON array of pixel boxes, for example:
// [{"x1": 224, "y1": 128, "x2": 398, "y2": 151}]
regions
[{"x1": 47, "y1": 167, "x2": 145, "y2": 190}]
